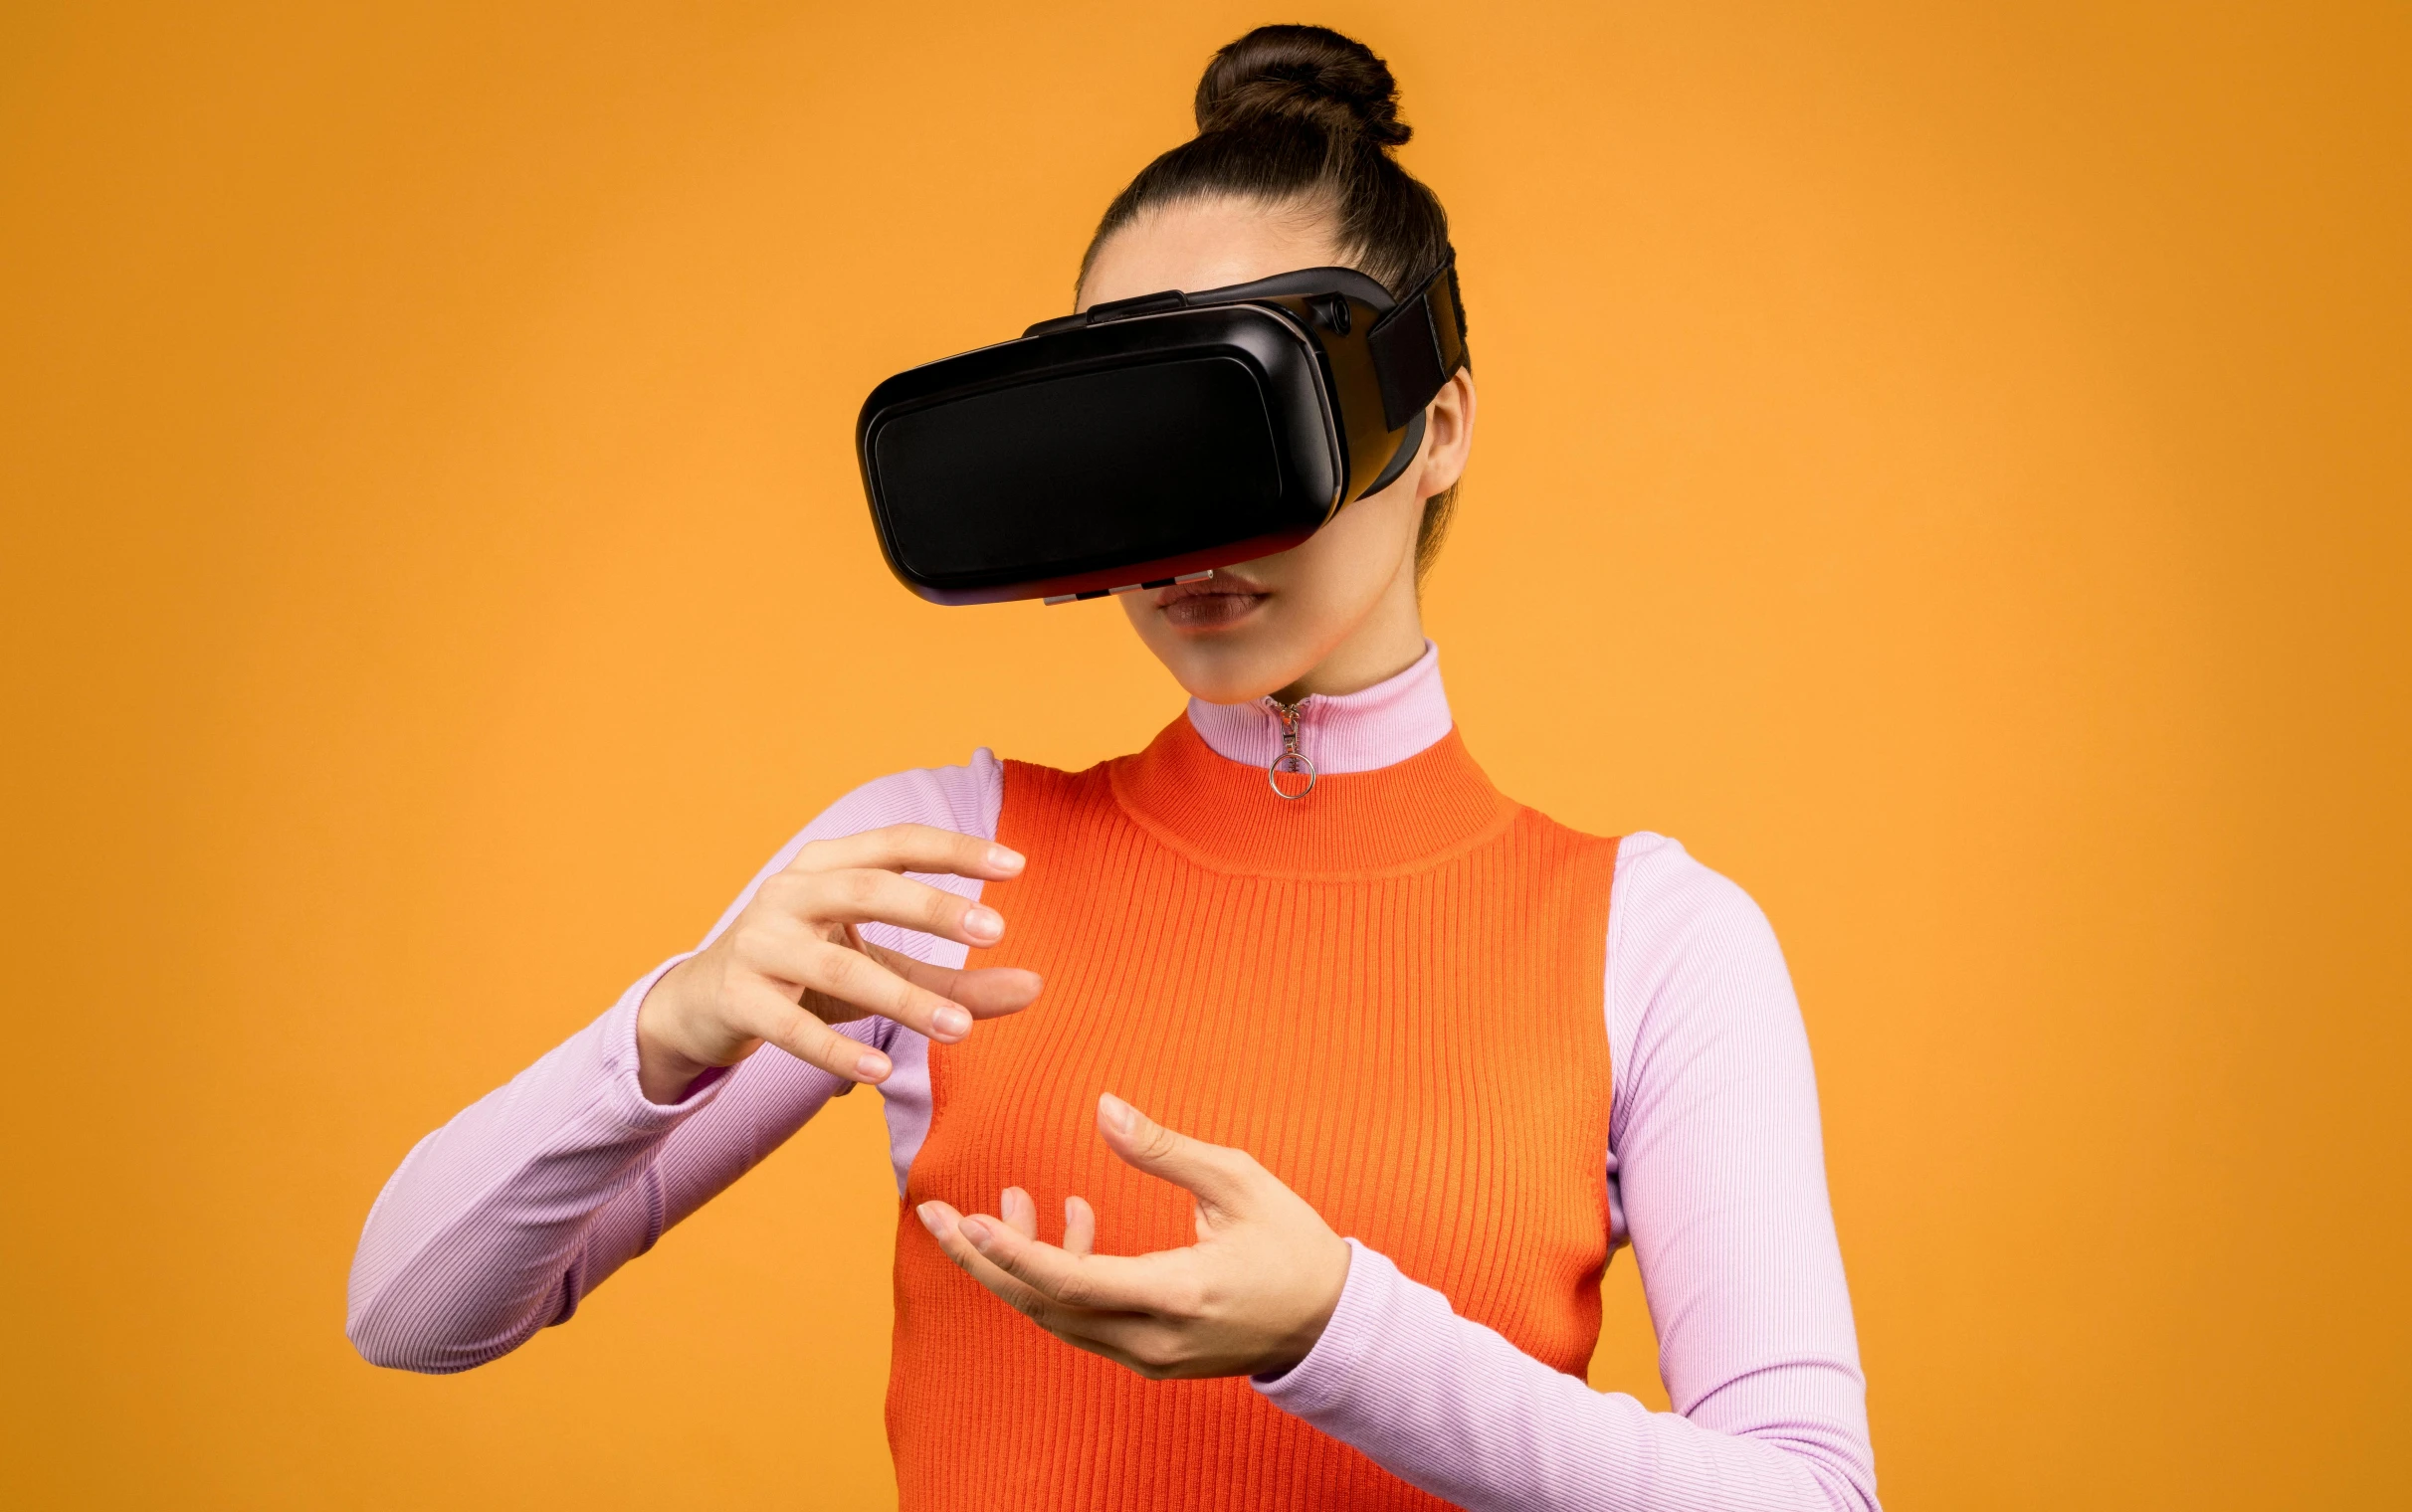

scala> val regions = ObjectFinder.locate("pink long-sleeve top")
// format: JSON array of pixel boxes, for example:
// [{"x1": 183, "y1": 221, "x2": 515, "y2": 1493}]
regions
[{"x1": 348, "y1": 644, "x2": 1879, "y2": 1512}]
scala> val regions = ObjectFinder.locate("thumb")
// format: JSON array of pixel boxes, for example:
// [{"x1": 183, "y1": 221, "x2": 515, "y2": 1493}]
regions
[{"x1": 1096, "y1": 1094, "x2": 1256, "y2": 1215}]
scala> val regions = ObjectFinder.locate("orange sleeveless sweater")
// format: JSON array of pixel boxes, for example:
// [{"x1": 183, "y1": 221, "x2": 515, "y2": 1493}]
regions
[{"x1": 888, "y1": 714, "x2": 1621, "y2": 1510}]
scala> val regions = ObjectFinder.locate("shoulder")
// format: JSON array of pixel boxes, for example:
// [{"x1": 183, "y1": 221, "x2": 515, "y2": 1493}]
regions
[
  {"x1": 1605, "y1": 834, "x2": 1806, "y2": 1115},
  {"x1": 687, "y1": 752, "x2": 1003, "y2": 949},
  {"x1": 995, "y1": 747, "x2": 1127, "y2": 825},
  {"x1": 1610, "y1": 832, "x2": 1783, "y2": 962},
  {"x1": 830, "y1": 750, "x2": 1001, "y2": 835},
  {"x1": 765, "y1": 751, "x2": 1005, "y2": 869},
  {"x1": 1502, "y1": 800, "x2": 1625, "y2": 880}
]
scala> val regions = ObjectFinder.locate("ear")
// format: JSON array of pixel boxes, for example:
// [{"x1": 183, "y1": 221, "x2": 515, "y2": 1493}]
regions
[{"x1": 1412, "y1": 369, "x2": 1478, "y2": 498}]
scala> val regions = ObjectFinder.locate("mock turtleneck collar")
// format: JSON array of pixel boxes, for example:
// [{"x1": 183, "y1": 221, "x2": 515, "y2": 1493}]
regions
[
  {"x1": 1110, "y1": 714, "x2": 1514, "y2": 878},
  {"x1": 1183, "y1": 640, "x2": 1453, "y2": 776}
]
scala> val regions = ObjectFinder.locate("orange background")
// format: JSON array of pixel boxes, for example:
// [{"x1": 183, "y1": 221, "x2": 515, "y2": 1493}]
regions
[{"x1": 3, "y1": 3, "x2": 2406, "y2": 1507}]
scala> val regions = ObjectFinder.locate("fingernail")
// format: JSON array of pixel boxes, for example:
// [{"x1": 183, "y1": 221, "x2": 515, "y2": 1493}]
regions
[
  {"x1": 1100, "y1": 1093, "x2": 1137, "y2": 1136},
  {"x1": 915, "y1": 1203, "x2": 943, "y2": 1235},
  {"x1": 963, "y1": 905, "x2": 1003, "y2": 942},
  {"x1": 857, "y1": 1051, "x2": 892, "y2": 1082},
  {"x1": 987, "y1": 846, "x2": 1025, "y2": 874},
  {"x1": 931, "y1": 1005, "x2": 971, "y2": 1039},
  {"x1": 958, "y1": 1217, "x2": 992, "y2": 1246}
]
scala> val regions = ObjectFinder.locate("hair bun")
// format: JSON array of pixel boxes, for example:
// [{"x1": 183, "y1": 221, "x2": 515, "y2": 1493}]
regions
[{"x1": 1194, "y1": 25, "x2": 1411, "y2": 148}]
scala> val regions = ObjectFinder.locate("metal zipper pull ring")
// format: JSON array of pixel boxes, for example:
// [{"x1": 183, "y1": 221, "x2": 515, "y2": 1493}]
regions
[{"x1": 1266, "y1": 698, "x2": 1317, "y2": 800}]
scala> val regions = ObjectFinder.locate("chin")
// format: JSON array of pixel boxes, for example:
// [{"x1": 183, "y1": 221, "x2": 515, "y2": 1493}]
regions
[
  {"x1": 1148, "y1": 635, "x2": 1321, "y2": 706},
  {"x1": 1155, "y1": 655, "x2": 1277, "y2": 706},
  {"x1": 1126, "y1": 578, "x2": 1367, "y2": 704}
]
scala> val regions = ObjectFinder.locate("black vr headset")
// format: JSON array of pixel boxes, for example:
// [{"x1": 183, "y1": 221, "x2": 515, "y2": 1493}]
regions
[{"x1": 856, "y1": 253, "x2": 1469, "y2": 605}]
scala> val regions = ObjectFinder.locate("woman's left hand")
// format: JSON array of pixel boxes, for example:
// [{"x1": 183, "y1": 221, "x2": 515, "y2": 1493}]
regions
[{"x1": 916, "y1": 1094, "x2": 1351, "y2": 1380}]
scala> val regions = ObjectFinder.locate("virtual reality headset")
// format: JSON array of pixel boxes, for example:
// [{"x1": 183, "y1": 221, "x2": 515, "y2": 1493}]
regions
[{"x1": 856, "y1": 252, "x2": 1469, "y2": 605}]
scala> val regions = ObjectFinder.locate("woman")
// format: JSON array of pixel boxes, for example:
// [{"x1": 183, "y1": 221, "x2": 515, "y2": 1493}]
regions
[{"x1": 349, "y1": 25, "x2": 1879, "y2": 1512}]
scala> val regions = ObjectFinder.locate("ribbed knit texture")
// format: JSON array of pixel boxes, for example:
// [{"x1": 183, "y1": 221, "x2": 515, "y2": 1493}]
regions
[{"x1": 888, "y1": 716, "x2": 1621, "y2": 1511}]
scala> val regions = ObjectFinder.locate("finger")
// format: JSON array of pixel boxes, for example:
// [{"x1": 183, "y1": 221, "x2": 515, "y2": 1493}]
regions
[
  {"x1": 788, "y1": 824, "x2": 1025, "y2": 883},
  {"x1": 863, "y1": 942, "x2": 1043, "y2": 1020},
  {"x1": 1001, "y1": 1187, "x2": 1038, "y2": 1240},
  {"x1": 735, "y1": 982, "x2": 892, "y2": 1084},
  {"x1": 1063, "y1": 1196, "x2": 1096, "y2": 1258},
  {"x1": 738, "y1": 924, "x2": 1016, "y2": 1042},
  {"x1": 1096, "y1": 1094, "x2": 1260, "y2": 1216},
  {"x1": 777, "y1": 938, "x2": 976, "y2": 1042},
  {"x1": 1015, "y1": 1309, "x2": 1188, "y2": 1378},
  {"x1": 765, "y1": 866, "x2": 1008, "y2": 950},
  {"x1": 918, "y1": 1205, "x2": 1178, "y2": 1372},
  {"x1": 954, "y1": 1210, "x2": 1199, "y2": 1317},
  {"x1": 916, "y1": 1201, "x2": 1083, "y2": 1323}
]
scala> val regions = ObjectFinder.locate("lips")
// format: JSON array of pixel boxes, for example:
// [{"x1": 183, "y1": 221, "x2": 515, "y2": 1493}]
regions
[{"x1": 1154, "y1": 573, "x2": 1269, "y2": 629}]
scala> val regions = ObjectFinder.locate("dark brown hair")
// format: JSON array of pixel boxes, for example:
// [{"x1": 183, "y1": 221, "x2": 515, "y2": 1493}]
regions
[{"x1": 1082, "y1": 25, "x2": 1468, "y2": 579}]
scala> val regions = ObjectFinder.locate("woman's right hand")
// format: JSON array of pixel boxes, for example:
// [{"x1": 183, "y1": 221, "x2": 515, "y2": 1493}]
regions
[{"x1": 635, "y1": 825, "x2": 1041, "y2": 1104}]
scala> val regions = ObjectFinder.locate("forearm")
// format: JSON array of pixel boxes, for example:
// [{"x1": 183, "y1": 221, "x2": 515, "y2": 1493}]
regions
[
  {"x1": 345, "y1": 965, "x2": 696, "y2": 1371},
  {"x1": 1258, "y1": 837, "x2": 1879, "y2": 1509},
  {"x1": 345, "y1": 967, "x2": 855, "y2": 1373},
  {"x1": 1259, "y1": 1244, "x2": 1869, "y2": 1512},
  {"x1": 345, "y1": 754, "x2": 1003, "y2": 1373}
]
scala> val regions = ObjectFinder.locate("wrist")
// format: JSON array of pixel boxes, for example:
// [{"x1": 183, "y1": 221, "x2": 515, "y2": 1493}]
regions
[
  {"x1": 1261, "y1": 1231, "x2": 1353, "y2": 1377},
  {"x1": 634, "y1": 962, "x2": 717, "y2": 1105}
]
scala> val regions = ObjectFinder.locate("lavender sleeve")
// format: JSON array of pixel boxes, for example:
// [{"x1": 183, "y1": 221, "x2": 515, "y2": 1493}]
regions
[
  {"x1": 1257, "y1": 834, "x2": 1879, "y2": 1512},
  {"x1": 344, "y1": 753, "x2": 1001, "y2": 1374}
]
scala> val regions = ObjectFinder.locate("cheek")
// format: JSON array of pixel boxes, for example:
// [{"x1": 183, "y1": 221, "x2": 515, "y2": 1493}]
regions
[
  {"x1": 1116, "y1": 486, "x2": 1423, "y2": 699},
  {"x1": 1279, "y1": 488, "x2": 1421, "y2": 605}
]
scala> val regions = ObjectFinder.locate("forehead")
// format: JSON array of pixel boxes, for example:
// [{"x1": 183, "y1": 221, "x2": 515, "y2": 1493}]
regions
[{"x1": 1079, "y1": 197, "x2": 1343, "y2": 309}]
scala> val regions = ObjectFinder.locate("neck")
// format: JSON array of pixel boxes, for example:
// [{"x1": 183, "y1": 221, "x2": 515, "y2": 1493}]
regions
[
  {"x1": 1187, "y1": 640, "x2": 1451, "y2": 776},
  {"x1": 1115, "y1": 712, "x2": 1512, "y2": 875},
  {"x1": 1273, "y1": 565, "x2": 1427, "y2": 703}
]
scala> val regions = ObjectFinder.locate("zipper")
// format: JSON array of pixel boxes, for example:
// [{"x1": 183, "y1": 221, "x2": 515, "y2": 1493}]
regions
[{"x1": 1264, "y1": 696, "x2": 1317, "y2": 799}]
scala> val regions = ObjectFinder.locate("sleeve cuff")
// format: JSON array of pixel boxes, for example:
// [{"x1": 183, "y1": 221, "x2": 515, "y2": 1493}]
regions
[
  {"x1": 1253, "y1": 1237, "x2": 1402, "y2": 1417},
  {"x1": 593, "y1": 952, "x2": 725, "y2": 1126}
]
